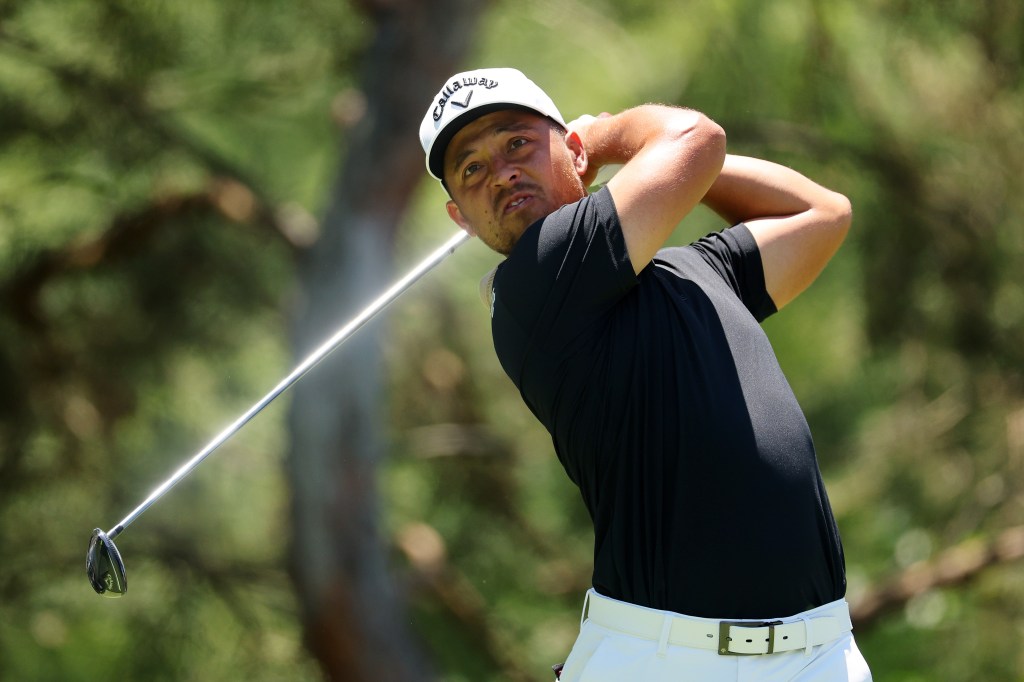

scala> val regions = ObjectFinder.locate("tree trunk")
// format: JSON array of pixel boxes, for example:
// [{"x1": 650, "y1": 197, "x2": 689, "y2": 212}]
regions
[{"x1": 285, "y1": 2, "x2": 487, "y2": 680}]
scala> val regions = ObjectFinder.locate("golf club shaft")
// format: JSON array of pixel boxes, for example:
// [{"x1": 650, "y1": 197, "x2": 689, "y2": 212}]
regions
[{"x1": 107, "y1": 229, "x2": 471, "y2": 540}]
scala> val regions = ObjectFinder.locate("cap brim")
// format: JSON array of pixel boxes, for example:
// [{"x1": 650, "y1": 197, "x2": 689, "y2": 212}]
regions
[{"x1": 428, "y1": 104, "x2": 564, "y2": 181}]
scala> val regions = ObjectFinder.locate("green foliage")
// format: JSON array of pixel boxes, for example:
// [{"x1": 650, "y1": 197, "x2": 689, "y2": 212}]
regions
[
  {"x1": 0, "y1": 0, "x2": 358, "y2": 679},
  {"x1": 1, "y1": 0, "x2": 1022, "y2": 679}
]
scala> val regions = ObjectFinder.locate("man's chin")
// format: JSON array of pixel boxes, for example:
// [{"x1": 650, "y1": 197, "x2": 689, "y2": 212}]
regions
[
  {"x1": 504, "y1": 207, "x2": 546, "y2": 235},
  {"x1": 483, "y1": 206, "x2": 551, "y2": 254}
]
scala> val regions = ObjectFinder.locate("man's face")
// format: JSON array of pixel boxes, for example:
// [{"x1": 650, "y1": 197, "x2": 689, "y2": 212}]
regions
[{"x1": 443, "y1": 110, "x2": 587, "y2": 255}]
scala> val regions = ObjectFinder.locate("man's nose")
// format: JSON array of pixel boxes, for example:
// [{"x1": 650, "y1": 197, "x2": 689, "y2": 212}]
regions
[{"x1": 492, "y1": 156, "x2": 519, "y2": 186}]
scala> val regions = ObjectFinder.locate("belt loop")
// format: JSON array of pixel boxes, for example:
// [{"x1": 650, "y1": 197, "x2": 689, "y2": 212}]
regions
[
  {"x1": 800, "y1": 616, "x2": 813, "y2": 657},
  {"x1": 656, "y1": 614, "x2": 672, "y2": 658},
  {"x1": 580, "y1": 589, "x2": 593, "y2": 630}
]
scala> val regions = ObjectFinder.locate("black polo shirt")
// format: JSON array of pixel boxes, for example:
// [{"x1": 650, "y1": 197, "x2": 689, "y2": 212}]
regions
[{"x1": 489, "y1": 187, "x2": 845, "y2": 619}]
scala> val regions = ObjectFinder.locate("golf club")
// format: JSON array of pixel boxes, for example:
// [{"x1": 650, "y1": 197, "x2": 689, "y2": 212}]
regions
[{"x1": 87, "y1": 229, "x2": 471, "y2": 597}]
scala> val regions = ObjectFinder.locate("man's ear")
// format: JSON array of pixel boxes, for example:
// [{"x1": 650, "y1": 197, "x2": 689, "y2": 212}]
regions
[
  {"x1": 446, "y1": 200, "x2": 476, "y2": 236},
  {"x1": 566, "y1": 131, "x2": 590, "y2": 182}
]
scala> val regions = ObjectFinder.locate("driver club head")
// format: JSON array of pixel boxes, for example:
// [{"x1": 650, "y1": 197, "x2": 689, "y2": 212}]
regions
[{"x1": 87, "y1": 529, "x2": 127, "y2": 597}]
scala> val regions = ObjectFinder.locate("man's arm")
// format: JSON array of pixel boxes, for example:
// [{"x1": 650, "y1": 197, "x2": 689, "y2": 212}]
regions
[
  {"x1": 570, "y1": 107, "x2": 726, "y2": 274},
  {"x1": 701, "y1": 155, "x2": 852, "y2": 309}
]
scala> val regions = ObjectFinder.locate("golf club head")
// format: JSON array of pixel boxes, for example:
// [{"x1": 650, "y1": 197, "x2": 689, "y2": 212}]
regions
[{"x1": 87, "y1": 529, "x2": 126, "y2": 597}]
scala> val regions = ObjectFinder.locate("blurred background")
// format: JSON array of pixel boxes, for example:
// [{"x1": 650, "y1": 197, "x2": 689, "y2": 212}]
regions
[{"x1": 1, "y1": 0, "x2": 1022, "y2": 680}]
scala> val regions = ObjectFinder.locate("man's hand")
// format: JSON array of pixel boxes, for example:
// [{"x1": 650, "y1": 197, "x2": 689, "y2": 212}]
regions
[{"x1": 566, "y1": 112, "x2": 612, "y2": 187}]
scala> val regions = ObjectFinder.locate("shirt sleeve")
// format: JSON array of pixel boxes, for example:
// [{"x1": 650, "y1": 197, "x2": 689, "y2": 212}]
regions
[
  {"x1": 688, "y1": 223, "x2": 778, "y2": 322},
  {"x1": 491, "y1": 187, "x2": 636, "y2": 376}
]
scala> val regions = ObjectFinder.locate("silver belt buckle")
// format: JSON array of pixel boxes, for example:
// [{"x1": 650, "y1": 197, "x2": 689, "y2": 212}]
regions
[{"x1": 718, "y1": 619, "x2": 784, "y2": 655}]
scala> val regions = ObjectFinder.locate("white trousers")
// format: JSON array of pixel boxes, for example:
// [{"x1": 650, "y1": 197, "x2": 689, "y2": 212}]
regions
[{"x1": 559, "y1": 591, "x2": 872, "y2": 682}]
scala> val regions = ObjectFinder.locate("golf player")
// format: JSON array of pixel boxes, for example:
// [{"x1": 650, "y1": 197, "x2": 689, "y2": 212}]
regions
[{"x1": 420, "y1": 68, "x2": 871, "y2": 680}]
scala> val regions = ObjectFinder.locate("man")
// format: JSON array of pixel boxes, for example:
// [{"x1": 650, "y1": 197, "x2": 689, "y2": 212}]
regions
[{"x1": 419, "y1": 68, "x2": 871, "y2": 680}]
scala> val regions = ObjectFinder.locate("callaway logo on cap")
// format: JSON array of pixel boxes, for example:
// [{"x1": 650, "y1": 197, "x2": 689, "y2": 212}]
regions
[{"x1": 419, "y1": 67, "x2": 565, "y2": 181}]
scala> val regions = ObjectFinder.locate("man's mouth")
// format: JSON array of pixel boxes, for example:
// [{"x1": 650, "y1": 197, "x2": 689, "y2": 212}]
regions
[{"x1": 503, "y1": 194, "x2": 532, "y2": 214}]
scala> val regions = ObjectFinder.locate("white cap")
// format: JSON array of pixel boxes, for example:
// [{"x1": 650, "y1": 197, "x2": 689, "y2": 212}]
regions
[{"x1": 419, "y1": 68, "x2": 565, "y2": 181}]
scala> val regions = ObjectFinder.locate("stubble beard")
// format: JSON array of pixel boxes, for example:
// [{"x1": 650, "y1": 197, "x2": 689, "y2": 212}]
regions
[{"x1": 486, "y1": 174, "x2": 587, "y2": 256}]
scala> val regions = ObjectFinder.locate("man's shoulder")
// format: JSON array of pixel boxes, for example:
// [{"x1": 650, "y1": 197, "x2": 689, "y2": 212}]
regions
[
  {"x1": 653, "y1": 225, "x2": 756, "y2": 273},
  {"x1": 654, "y1": 225, "x2": 776, "y2": 321}
]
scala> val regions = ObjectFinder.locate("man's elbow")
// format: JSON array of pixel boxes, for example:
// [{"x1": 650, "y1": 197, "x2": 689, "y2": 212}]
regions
[
  {"x1": 670, "y1": 111, "x2": 727, "y2": 184},
  {"x1": 824, "y1": 190, "x2": 853, "y2": 240},
  {"x1": 690, "y1": 114, "x2": 727, "y2": 171}
]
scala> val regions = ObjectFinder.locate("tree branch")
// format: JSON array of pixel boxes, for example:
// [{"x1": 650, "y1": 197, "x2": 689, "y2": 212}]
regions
[
  {"x1": 1, "y1": 177, "x2": 309, "y2": 330},
  {"x1": 0, "y1": 29, "x2": 274, "y2": 195},
  {"x1": 396, "y1": 522, "x2": 536, "y2": 682},
  {"x1": 851, "y1": 525, "x2": 1024, "y2": 630}
]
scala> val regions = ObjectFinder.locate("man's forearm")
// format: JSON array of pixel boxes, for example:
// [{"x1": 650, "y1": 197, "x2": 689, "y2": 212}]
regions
[
  {"x1": 703, "y1": 155, "x2": 852, "y2": 309},
  {"x1": 701, "y1": 155, "x2": 842, "y2": 225}
]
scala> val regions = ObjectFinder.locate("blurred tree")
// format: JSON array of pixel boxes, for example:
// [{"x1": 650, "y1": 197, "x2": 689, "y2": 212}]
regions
[
  {"x1": 283, "y1": 0, "x2": 487, "y2": 680},
  {"x1": 1, "y1": 1, "x2": 366, "y2": 679}
]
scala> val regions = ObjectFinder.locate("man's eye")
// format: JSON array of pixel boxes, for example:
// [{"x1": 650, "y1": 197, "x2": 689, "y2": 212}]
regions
[
  {"x1": 509, "y1": 137, "x2": 528, "y2": 151},
  {"x1": 463, "y1": 163, "x2": 481, "y2": 178}
]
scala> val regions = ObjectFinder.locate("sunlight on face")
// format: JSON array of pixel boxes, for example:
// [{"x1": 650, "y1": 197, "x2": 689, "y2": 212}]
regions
[{"x1": 443, "y1": 110, "x2": 586, "y2": 255}]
